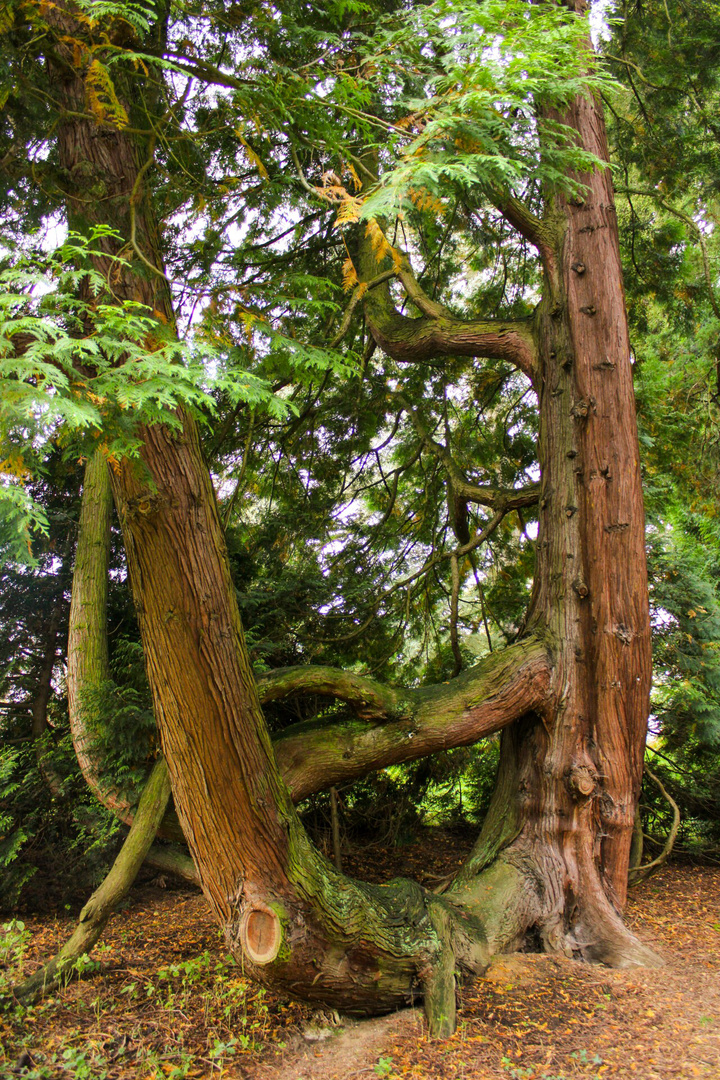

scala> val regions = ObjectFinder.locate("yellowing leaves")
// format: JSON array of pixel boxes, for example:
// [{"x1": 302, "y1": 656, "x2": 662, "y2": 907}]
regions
[
  {"x1": 408, "y1": 187, "x2": 445, "y2": 216},
  {"x1": 342, "y1": 257, "x2": 358, "y2": 293},
  {"x1": 334, "y1": 196, "x2": 362, "y2": 226},
  {"x1": 347, "y1": 162, "x2": 362, "y2": 192},
  {"x1": 0, "y1": 454, "x2": 29, "y2": 480},
  {"x1": 85, "y1": 59, "x2": 129, "y2": 128},
  {"x1": 235, "y1": 133, "x2": 269, "y2": 181},
  {"x1": 365, "y1": 218, "x2": 402, "y2": 272}
]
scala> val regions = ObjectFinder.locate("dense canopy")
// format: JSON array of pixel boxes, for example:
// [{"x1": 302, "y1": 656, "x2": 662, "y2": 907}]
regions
[{"x1": 1, "y1": 0, "x2": 720, "y2": 1038}]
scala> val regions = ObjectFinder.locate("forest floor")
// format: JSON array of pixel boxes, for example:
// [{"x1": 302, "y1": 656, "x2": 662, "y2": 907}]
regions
[{"x1": 1, "y1": 829, "x2": 719, "y2": 1080}]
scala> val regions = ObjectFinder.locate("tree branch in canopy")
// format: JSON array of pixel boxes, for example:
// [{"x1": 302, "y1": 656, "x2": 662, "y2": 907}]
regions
[
  {"x1": 396, "y1": 394, "x2": 540, "y2": 512},
  {"x1": 356, "y1": 224, "x2": 538, "y2": 382},
  {"x1": 314, "y1": 507, "x2": 507, "y2": 645},
  {"x1": 488, "y1": 191, "x2": 556, "y2": 275}
]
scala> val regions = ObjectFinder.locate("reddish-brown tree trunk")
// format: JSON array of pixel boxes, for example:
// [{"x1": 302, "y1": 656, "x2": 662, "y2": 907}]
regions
[
  {"x1": 452, "y1": 88, "x2": 654, "y2": 965},
  {"x1": 45, "y1": 0, "x2": 659, "y2": 1040}
]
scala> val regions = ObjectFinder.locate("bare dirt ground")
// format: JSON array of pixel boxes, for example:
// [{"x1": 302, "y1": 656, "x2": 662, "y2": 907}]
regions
[{"x1": 2, "y1": 834, "x2": 719, "y2": 1080}]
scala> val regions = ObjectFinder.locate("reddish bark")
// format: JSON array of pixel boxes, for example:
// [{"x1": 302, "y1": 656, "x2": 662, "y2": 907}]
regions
[{"x1": 45, "y1": 0, "x2": 658, "y2": 1037}]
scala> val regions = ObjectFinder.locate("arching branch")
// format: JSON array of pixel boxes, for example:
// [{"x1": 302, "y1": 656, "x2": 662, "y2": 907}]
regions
[
  {"x1": 262, "y1": 637, "x2": 551, "y2": 801},
  {"x1": 356, "y1": 224, "x2": 539, "y2": 382}
]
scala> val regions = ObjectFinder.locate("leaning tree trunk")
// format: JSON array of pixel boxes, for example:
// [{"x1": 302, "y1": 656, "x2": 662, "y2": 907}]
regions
[{"x1": 46, "y1": 0, "x2": 659, "y2": 1040}]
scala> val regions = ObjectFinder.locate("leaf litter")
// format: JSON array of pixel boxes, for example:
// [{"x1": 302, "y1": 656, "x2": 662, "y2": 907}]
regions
[{"x1": 1, "y1": 836, "x2": 718, "y2": 1080}]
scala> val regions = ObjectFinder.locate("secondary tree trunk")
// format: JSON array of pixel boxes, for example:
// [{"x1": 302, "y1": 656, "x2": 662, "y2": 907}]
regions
[
  {"x1": 13, "y1": 758, "x2": 171, "y2": 1002},
  {"x1": 449, "y1": 86, "x2": 655, "y2": 967},
  {"x1": 46, "y1": 0, "x2": 659, "y2": 1039}
]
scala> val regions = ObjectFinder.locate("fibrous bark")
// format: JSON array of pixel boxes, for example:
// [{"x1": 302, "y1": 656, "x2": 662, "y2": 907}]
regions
[{"x1": 44, "y1": 0, "x2": 660, "y2": 1039}]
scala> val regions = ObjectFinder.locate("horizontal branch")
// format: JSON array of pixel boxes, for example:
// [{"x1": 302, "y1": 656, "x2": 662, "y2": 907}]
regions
[
  {"x1": 356, "y1": 223, "x2": 539, "y2": 382},
  {"x1": 365, "y1": 304, "x2": 538, "y2": 382},
  {"x1": 262, "y1": 638, "x2": 551, "y2": 801},
  {"x1": 397, "y1": 394, "x2": 539, "y2": 511},
  {"x1": 91, "y1": 641, "x2": 549, "y2": 843}
]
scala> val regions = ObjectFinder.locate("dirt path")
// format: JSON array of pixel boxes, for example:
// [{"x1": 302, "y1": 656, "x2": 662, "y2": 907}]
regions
[{"x1": 2, "y1": 860, "x2": 719, "y2": 1079}]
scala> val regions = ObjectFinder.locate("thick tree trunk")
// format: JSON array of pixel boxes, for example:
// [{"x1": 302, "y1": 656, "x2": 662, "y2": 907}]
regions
[
  {"x1": 451, "y1": 89, "x2": 656, "y2": 966},
  {"x1": 48, "y1": 0, "x2": 659, "y2": 1039}
]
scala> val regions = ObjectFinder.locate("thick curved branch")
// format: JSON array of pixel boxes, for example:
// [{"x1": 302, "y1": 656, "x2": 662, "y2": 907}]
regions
[
  {"x1": 67, "y1": 448, "x2": 119, "y2": 814},
  {"x1": 13, "y1": 759, "x2": 172, "y2": 1002},
  {"x1": 366, "y1": 301, "x2": 538, "y2": 382},
  {"x1": 259, "y1": 665, "x2": 405, "y2": 720},
  {"x1": 262, "y1": 638, "x2": 551, "y2": 801},
  {"x1": 356, "y1": 225, "x2": 539, "y2": 382},
  {"x1": 68, "y1": 449, "x2": 185, "y2": 844}
]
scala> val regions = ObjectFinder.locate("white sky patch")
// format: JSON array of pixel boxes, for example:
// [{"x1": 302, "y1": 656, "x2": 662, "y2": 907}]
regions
[{"x1": 590, "y1": 0, "x2": 614, "y2": 45}]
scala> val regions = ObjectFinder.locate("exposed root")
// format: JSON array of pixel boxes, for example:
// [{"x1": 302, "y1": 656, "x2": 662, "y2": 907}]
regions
[{"x1": 573, "y1": 902, "x2": 664, "y2": 969}]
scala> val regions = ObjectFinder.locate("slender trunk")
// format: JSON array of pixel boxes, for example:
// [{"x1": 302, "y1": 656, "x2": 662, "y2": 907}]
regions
[
  {"x1": 67, "y1": 449, "x2": 120, "y2": 813},
  {"x1": 13, "y1": 759, "x2": 171, "y2": 1002}
]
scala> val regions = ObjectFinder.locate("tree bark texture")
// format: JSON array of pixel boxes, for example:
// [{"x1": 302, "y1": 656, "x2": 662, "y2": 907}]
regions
[
  {"x1": 66, "y1": 448, "x2": 122, "y2": 814},
  {"x1": 450, "y1": 87, "x2": 655, "y2": 967},
  {"x1": 48, "y1": 0, "x2": 659, "y2": 1038}
]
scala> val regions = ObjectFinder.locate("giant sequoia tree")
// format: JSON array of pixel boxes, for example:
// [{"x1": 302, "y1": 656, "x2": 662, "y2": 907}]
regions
[{"x1": 1, "y1": 0, "x2": 660, "y2": 1034}]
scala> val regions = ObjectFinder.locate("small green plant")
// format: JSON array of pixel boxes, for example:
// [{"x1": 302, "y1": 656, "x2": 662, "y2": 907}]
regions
[
  {"x1": 570, "y1": 1049, "x2": 603, "y2": 1067},
  {"x1": 501, "y1": 1058, "x2": 568, "y2": 1080},
  {"x1": 70, "y1": 953, "x2": 101, "y2": 978},
  {"x1": 374, "y1": 1057, "x2": 394, "y2": 1078},
  {"x1": 0, "y1": 918, "x2": 30, "y2": 968},
  {"x1": 60, "y1": 1046, "x2": 109, "y2": 1079}
]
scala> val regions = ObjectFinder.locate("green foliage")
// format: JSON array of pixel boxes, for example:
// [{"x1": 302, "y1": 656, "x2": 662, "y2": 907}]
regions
[
  {"x1": 360, "y1": 0, "x2": 618, "y2": 217},
  {"x1": 0, "y1": 221, "x2": 358, "y2": 565}
]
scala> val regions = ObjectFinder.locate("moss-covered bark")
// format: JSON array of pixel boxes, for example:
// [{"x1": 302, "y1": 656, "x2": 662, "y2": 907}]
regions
[
  {"x1": 67, "y1": 449, "x2": 120, "y2": 814},
  {"x1": 47, "y1": 0, "x2": 659, "y2": 1039},
  {"x1": 13, "y1": 759, "x2": 171, "y2": 1002}
]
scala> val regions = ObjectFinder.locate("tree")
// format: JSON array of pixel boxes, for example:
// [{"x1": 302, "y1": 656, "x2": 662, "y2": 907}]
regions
[
  {"x1": 1, "y1": 0, "x2": 660, "y2": 1035},
  {"x1": 601, "y1": 0, "x2": 720, "y2": 865}
]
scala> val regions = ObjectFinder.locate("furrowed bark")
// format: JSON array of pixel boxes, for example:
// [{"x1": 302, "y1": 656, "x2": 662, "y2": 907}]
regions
[
  {"x1": 75, "y1": 639, "x2": 548, "y2": 846},
  {"x1": 45, "y1": 0, "x2": 659, "y2": 1040},
  {"x1": 355, "y1": 15, "x2": 660, "y2": 971},
  {"x1": 449, "y1": 73, "x2": 659, "y2": 966}
]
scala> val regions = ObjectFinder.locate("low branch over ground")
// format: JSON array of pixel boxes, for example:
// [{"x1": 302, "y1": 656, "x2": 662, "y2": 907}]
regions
[{"x1": 264, "y1": 637, "x2": 551, "y2": 801}]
